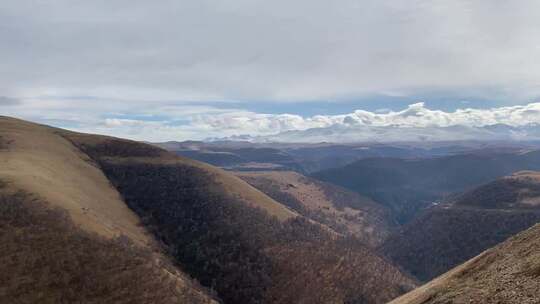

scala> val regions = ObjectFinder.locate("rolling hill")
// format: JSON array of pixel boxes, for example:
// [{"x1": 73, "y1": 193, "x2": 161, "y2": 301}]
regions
[
  {"x1": 235, "y1": 170, "x2": 395, "y2": 247},
  {"x1": 1, "y1": 116, "x2": 416, "y2": 304},
  {"x1": 64, "y1": 130, "x2": 416, "y2": 304},
  {"x1": 0, "y1": 116, "x2": 216, "y2": 303},
  {"x1": 389, "y1": 222, "x2": 540, "y2": 304},
  {"x1": 380, "y1": 171, "x2": 540, "y2": 282},
  {"x1": 312, "y1": 151, "x2": 540, "y2": 223}
]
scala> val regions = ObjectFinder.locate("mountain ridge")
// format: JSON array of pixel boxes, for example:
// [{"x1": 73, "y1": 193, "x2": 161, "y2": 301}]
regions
[
  {"x1": 0, "y1": 116, "x2": 417, "y2": 304},
  {"x1": 0, "y1": 116, "x2": 218, "y2": 303}
]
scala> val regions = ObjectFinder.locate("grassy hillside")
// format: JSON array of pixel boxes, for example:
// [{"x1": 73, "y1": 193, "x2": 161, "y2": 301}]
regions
[
  {"x1": 380, "y1": 172, "x2": 540, "y2": 282},
  {"x1": 312, "y1": 152, "x2": 540, "y2": 223},
  {"x1": 0, "y1": 116, "x2": 151, "y2": 244},
  {"x1": 235, "y1": 170, "x2": 395, "y2": 247},
  {"x1": 0, "y1": 117, "x2": 216, "y2": 303},
  {"x1": 64, "y1": 131, "x2": 417, "y2": 304},
  {"x1": 64, "y1": 131, "x2": 297, "y2": 222},
  {"x1": 389, "y1": 223, "x2": 540, "y2": 304}
]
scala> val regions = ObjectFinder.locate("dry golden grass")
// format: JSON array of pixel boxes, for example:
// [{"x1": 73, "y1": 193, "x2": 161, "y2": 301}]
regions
[
  {"x1": 184, "y1": 161, "x2": 297, "y2": 221},
  {"x1": 0, "y1": 116, "x2": 150, "y2": 245},
  {"x1": 236, "y1": 171, "x2": 336, "y2": 210},
  {"x1": 62, "y1": 130, "x2": 298, "y2": 222},
  {"x1": 0, "y1": 116, "x2": 217, "y2": 303},
  {"x1": 235, "y1": 170, "x2": 393, "y2": 246}
]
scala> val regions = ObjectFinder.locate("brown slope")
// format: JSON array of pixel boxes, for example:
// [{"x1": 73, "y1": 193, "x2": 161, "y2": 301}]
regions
[
  {"x1": 0, "y1": 116, "x2": 217, "y2": 303},
  {"x1": 62, "y1": 130, "x2": 297, "y2": 222},
  {"x1": 0, "y1": 116, "x2": 151, "y2": 244},
  {"x1": 380, "y1": 172, "x2": 540, "y2": 282},
  {"x1": 235, "y1": 170, "x2": 395, "y2": 247},
  {"x1": 61, "y1": 128, "x2": 417, "y2": 304},
  {"x1": 388, "y1": 223, "x2": 540, "y2": 304}
]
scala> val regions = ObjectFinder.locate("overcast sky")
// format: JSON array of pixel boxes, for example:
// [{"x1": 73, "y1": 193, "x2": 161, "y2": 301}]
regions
[{"x1": 2, "y1": 1, "x2": 540, "y2": 141}]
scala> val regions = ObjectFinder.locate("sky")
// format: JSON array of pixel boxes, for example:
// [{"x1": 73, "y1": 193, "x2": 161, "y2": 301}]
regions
[{"x1": 2, "y1": 1, "x2": 540, "y2": 142}]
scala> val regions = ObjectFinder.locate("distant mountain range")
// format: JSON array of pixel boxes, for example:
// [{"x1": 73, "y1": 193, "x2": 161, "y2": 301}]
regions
[
  {"x1": 209, "y1": 123, "x2": 540, "y2": 143},
  {"x1": 156, "y1": 139, "x2": 540, "y2": 174},
  {"x1": 313, "y1": 150, "x2": 540, "y2": 223}
]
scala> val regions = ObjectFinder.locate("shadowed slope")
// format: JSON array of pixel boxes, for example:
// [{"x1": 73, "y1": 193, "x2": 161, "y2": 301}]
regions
[
  {"x1": 380, "y1": 172, "x2": 540, "y2": 282},
  {"x1": 389, "y1": 223, "x2": 540, "y2": 304},
  {"x1": 313, "y1": 152, "x2": 540, "y2": 223},
  {"x1": 63, "y1": 130, "x2": 297, "y2": 222}
]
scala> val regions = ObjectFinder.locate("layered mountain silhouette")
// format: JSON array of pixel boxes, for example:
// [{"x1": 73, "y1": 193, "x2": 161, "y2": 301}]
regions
[
  {"x1": 313, "y1": 151, "x2": 540, "y2": 223},
  {"x1": 214, "y1": 123, "x2": 540, "y2": 143},
  {"x1": 0, "y1": 116, "x2": 416, "y2": 304}
]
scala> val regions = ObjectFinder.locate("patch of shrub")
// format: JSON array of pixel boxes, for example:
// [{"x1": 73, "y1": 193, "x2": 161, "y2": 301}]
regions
[
  {"x1": 0, "y1": 187, "x2": 213, "y2": 304},
  {"x1": 0, "y1": 135, "x2": 13, "y2": 150}
]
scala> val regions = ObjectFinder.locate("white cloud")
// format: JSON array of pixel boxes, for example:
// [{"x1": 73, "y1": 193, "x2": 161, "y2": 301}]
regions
[
  {"x1": 193, "y1": 102, "x2": 540, "y2": 137},
  {"x1": 4, "y1": 94, "x2": 540, "y2": 142}
]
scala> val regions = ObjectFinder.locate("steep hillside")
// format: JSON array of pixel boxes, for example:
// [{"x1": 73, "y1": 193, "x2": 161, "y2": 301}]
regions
[
  {"x1": 313, "y1": 152, "x2": 540, "y2": 223},
  {"x1": 235, "y1": 170, "x2": 395, "y2": 247},
  {"x1": 0, "y1": 116, "x2": 151, "y2": 243},
  {"x1": 380, "y1": 172, "x2": 540, "y2": 282},
  {"x1": 455, "y1": 170, "x2": 540, "y2": 209},
  {"x1": 64, "y1": 131, "x2": 296, "y2": 222},
  {"x1": 0, "y1": 116, "x2": 216, "y2": 303},
  {"x1": 389, "y1": 223, "x2": 540, "y2": 304},
  {"x1": 63, "y1": 130, "x2": 417, "y2": 304}
]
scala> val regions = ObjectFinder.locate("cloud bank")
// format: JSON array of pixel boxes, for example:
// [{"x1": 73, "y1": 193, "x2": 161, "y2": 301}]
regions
[
  {"x1": 195, "y1": 102, "x2": 540, "y2": 137},
  {"x1": 3, "y1": 1, "x2": 540, "y2": 142},
  {"x1": 3, "y1": 94, "x2": 540, "y2": 142}
]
